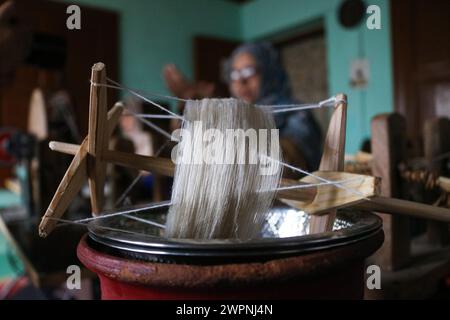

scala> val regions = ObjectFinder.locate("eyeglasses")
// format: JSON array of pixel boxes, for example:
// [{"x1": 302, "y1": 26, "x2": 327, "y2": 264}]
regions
[{"x1": 230, "y1": 66, "x2": 258, "y2": 82}]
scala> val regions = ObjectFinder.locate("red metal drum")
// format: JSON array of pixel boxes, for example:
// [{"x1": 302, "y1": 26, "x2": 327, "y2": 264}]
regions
[{"x1": 77, "y1": 208, "x2": 384, "y2": 300}]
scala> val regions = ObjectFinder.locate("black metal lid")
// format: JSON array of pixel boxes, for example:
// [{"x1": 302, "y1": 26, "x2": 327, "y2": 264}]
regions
[{"x1": 87, "y1": 206, "x2": 382, "y2": 265}]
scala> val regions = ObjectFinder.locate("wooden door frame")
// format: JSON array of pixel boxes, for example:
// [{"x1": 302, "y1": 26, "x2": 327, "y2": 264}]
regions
[
  {"x1": 391, "y1": 0, "x2": 416, "y2": 142},
  {"x1": 390, "y1": 0, "x2": 450, "y2": 153}
]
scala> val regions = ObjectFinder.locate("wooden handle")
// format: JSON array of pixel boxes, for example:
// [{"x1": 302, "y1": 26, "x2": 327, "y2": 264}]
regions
[
  {"x1": 104, "y1": 150, "x2": 176, "y2": 178},
  {"x1": 354, "y1": 196, "x2": 450, "y2": 223},
  {"x1": 49, "y1": 141, "x2": 78, "y2": 155}
]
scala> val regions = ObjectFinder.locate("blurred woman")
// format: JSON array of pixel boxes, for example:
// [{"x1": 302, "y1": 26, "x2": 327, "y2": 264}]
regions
[{"x1": 164, "y1": 42, "x2": 323, "y2": 172}]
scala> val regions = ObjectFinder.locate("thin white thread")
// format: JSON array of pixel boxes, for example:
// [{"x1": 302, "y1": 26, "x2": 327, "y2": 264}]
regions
[
  {"x1": 106, "y1": 78, "x2": 185, "y2": 119},
  {"x1": 264, "y1": 103, "x2": 309, "y2": 108},
  {"x1": 319, "y1": 97, "x2": 339, "y2": 107},
  {"x1": 123, "y1": 214, "x2": 166, "y2": 229},
  {"x1": 270, "y1": 97, "x2": 338, "y2": 114},
  {"x1": 96, "y1": 78, "x2": 344, "y2": 115},
  {"x1": 262, "y1": 155, "x2": 370, "y2": 200},
  {"x1": 90, "y1": 80, "x2": 180, "y2": 140},
  {"x1": 271, "y1": 104, "x2": 329, "y2": 114},
  {"x1": 90, "y1": 79, "x2": 184, "y2": 120},
  {"x1": 268, "y1": 103, "x2": 321, "y2": 109},
  {"x1": 114, "y1": 173, "x2": 143, "y2": 207},
  {"x1": 107, "y1": 78, "x2": 189, "y2": 103},
  {"x1": 80, "y1": 201, "x2": 172, "y2": 223},
  {"x1": 114, "y1": 140, "x2": 170, "y2": 208},
  {"x1": 270, "y1": 177, "x2": 364, "y2": 192},
  {"x1": 51, "y1": 217, "x2": 162, "y2": 235},
  {"x1": 154, "y1": 140, "x2": 171, "y2": 157},
  {"x1": 114, "y1": 184, "x2": 166, "y2": 229},
  {"x1": 49, "y1": 202, "x2": 170, "y2": 231},
  {"x1": 333, "y1": 98, "x2": 346, "y2": 106},
  {"x1": 130, "y1": 113, "x2": 180, "y2": 119},
  {"x1": 127, "y1": 108, "x2": 175, "y2": 140},
  {"x1": 50, "y1": 218, "x2": 90, "y2": 227}
]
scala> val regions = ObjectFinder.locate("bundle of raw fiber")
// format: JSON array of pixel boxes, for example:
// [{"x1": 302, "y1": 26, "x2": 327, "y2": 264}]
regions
[{"x1": 165, "y1": 98, "x2": 282, "y2": 240}]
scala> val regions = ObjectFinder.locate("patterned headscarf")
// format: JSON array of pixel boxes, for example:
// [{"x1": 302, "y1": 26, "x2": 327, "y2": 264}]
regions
[
  {"x1": 225, "y1": 42, "x2": 293, "y2": 105},
  {"x1": 224, "y1": 42, "x2": 323, "y2": 171}
]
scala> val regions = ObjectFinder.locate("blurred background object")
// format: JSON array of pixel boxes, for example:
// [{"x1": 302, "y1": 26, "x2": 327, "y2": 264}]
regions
[
  {"x1": 0, "y1": 0, "x2": 32, "y2": 86},
  {"x1": 0, "y1": 0, "x2": 118, "y2": 299}
]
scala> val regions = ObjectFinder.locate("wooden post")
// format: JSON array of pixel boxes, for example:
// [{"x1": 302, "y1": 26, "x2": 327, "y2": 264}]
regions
[
  {"x1": 87, "y1": 63, "x2": 108, "y2": 215},
  {"x1": 372, "y1": 113, "x2": 410, "y2": 271},
  {"x1": 310, "y1": 94, "x2": 347, "y2": 233},
  {"x1": 39, "y1": 96, "x2": 123, "y2": 237},
  {"x1": 424, "y1": 118, "x2": 450, "y2": 246}
]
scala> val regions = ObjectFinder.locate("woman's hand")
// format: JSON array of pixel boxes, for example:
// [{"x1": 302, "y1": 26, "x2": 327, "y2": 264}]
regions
[{"x1": 163, "y1": 64, "x2": 215, "y2": 100}]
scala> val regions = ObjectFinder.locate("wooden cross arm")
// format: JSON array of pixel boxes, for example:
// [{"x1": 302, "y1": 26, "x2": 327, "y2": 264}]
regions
[
  {"x1": 47, "y1": 141, "x2": 376, "y2": 205},
  {"x1": 47, "y1": 139, "x2": 450, "y2": 223},
  {"x1": 39, "y1": 103, "x2": 124, "y2": 237},
  {"x1": 49, "y1": 142, "x2": 177, "y2": 178},
  {"x1": 281, "y1": 171, "x2": 380, "y2": 215},
  {"x1": 39, "y1": 140, "x2": 88, "y2": 237}
]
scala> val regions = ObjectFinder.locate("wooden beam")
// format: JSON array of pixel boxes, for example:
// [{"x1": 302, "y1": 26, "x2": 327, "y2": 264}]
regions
[
  {"x1": 87, "y1": 63, "x2": 108, "y2": 215},
  {"x1": 39, "y1": 139, "x2": 88, "y2": 237},
  {"x1": 309, "y1": 93, "x2": 347, "y2": 233},
  {"x1": 48, "y1": 142, "x2": 323, "y2": 203},
  {"x1": 371, "y1": 113, "x2": 410, "y2": 271},
  {"x1": 298, "y1": 171, "x2": 380, "y2": 215},
  {"x1": 103, "y1": 150, "x2": 176, "y2": 178},
  {"x1": 48, "y1": 137, "x2": 450, "y2": 223},
  {"x1": 49, "y1": 141, "x2": 78, "y2": 155}
]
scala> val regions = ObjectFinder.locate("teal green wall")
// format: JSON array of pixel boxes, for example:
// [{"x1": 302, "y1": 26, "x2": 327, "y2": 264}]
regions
[
  {"x1": 67, "y1": 0, "x2": 241, "y2": 98},
  {"x1": 241, "y1": 0, "x2": 393, "y2": 153},
  {"x1": 64, "y1": 0, "x2": 393, "y2": 153}
]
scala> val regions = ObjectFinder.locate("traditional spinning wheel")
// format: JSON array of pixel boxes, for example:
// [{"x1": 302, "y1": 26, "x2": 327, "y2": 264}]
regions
[{"x1": 39, "y1": 63, "x2": 450, "y2": 238}]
